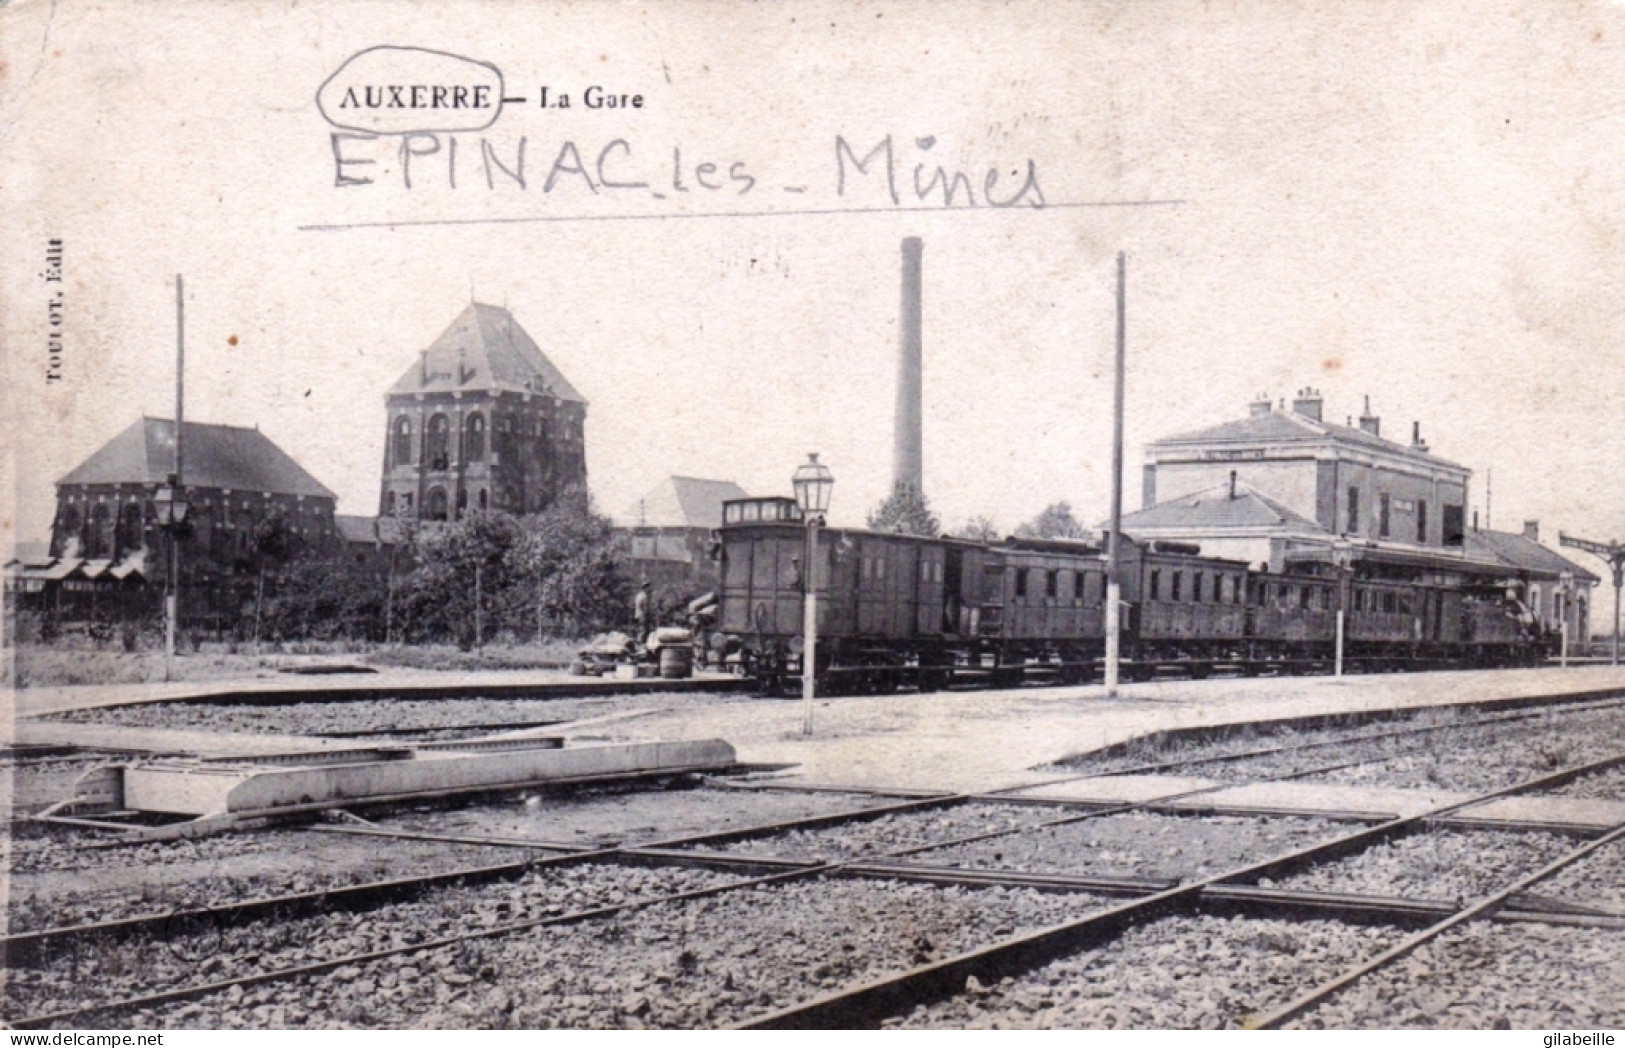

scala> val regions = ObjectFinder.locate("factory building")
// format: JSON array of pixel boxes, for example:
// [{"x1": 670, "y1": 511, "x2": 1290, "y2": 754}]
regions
[
  {"x1": 380, "y1": 303, "x2": 588, "y2": 522},
  {"x1": 7, "y1": 417, "x2": 339, "y2": 625},
  {"x1": 613, "y1": 476, "x2": 746, "y2": 591}
]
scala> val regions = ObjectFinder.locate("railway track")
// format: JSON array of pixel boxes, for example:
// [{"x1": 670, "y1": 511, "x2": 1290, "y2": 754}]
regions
[{"x1": 7, "y1": 702, "x2": 1624, "y2": 1028}]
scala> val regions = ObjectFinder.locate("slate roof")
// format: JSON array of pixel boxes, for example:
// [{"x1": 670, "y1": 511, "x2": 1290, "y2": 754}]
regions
[
  {"x1": 389, "y1": 303, "x2": 587, "y2": 403},
  {"x1": 1155, "y1": 409, "x2": 1466, "y2": 472},
  {"x1": 58, "y1": 418, "x2": 336, "y2": 499},
  {"x1": 1466, "y1": 529, "x2": 1599, "y2": 583},
  {"x1": 620, "y1": 477, "x2": 748, "y2": 529},
  {"x1": 1111, "y1": 482, "x2": 1323, "y2": 532}
]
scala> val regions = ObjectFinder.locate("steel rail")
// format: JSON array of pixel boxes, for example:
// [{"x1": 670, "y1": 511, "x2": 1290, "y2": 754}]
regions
[
  {"x1": 1246, "y1": 819, "x2": 1625, "y2": 1029},
  {"x1": 6, "y1": 860, "x2": 834, "y2": 1029},
  {"x1": 12, "y1": 705, "x2": 1623, "y2": 1026},
  {"x1": 735, "y1": 749, "x2": 1625, "y2": 1029}
]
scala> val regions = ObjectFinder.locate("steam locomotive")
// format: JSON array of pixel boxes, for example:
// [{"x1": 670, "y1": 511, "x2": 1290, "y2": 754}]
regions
[{"x1": 713, "y1": 496, "x2": 1545, "y2": 694}]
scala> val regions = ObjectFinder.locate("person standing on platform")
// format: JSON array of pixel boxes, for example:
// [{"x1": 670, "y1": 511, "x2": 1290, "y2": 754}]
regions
[{"x1": 634, "y1": 581, "x2": 652, "y2": 645}]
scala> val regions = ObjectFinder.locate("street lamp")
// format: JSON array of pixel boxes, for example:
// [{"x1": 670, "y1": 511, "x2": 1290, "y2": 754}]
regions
[
  {"x1": 1559, "y1": 570, "x2": 1574, "y2": 669},
  {"x1": 1331, "y1": 537, "x2": 1354, "y2": 677},
  {"x1": 154, "y1": 473, "x2": 190, "y2": 682},
  {"x1": 791, "y1": 453, "x2": 833, "y2": 737}
]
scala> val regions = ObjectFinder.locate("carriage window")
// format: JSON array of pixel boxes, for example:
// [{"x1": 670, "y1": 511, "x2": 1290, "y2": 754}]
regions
[
  {"x1": 1171, "y1": 572, "x2": 1183, "y2": 601},
  {"x1": 1149, "y1": 569, "x2": 1161, "y2": 601},
  {"x1": 1399, "y1": 593, "x2": 1413, "y2": 616},
  {"x1": 1300, "y1": 585, "x2": 1312, "y2": 610},
  {"x1": 1383, "y1": 591, "x2": 1397, "y2": 614},
  {"x1": 1074, "y1": 571, "x2": 1087, "y2": 600},
  {"x1": 1014, "y1": 568, "x2": 1029, "y2": 598},
  {"x1": 1194, "y1": 572, "x2": 1205, "y2": 603},
  {"x1": 1046, "y1": 570, "x2": 1060, "y2": 598}
]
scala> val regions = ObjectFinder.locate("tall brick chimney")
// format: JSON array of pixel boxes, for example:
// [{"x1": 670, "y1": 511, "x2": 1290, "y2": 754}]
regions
[
  {"x1": 1248, "y1": 393, "x2": 1273, "y2": 418},
  {"x1": 1523, "y1": 519, "x2": 1540, "y2": 542},
  {"x1": 894, "y1": 237, "x2": 924, "y2": 493}
]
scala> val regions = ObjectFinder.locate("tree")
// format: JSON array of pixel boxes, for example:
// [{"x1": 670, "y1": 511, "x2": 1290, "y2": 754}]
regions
[
  {"x1": 952, "y1": 516, "x2": 1002, "y2": 543},
  {"x1": 866, "y1": 483, "x2": 941, "y2": 537},
  {"x1": 399, "y1": 510, "x2": 527, "y2": 648},
  {"x1": 509, "y1": 487, "x2": 631, "y2": 638},
  {"x1": 1014, "y1": 502, "x2": 1092, "y2": 541}
]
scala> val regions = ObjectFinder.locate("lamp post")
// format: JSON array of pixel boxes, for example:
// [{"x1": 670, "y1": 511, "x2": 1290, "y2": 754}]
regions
[
  {"x1": 1559, "y1": 533, "x2": 1625, "y2": 667},
  {"x1": 792, "y1": 453, "x2": 833, "y2": 737},
  {"x1": 1559, "y1": 570, "x2": 1574, "y2": 668},
  {"x1": 154, "y1": 474, "x2": 190, "y2": 682},
  {"x1": 1332, "y1": 537, "x2": 1354, "y2": 677}
]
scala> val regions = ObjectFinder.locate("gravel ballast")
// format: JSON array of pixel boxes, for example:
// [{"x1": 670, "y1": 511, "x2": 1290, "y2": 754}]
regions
[
  {"x1": 378, "y1": 785, "x2": 900, "y2": 849},
  {"x1": 1267, "y1": 829, "x2": 1580, "y2": 903},
  {"x1": 1529, "y1": 839, "x2": 1625, "y2": 914},
  {"x1": 5, "y1": 829, "x2": 527, "y2": 933},
  {"x1": 920, "y1": 812, "x2": 1338, "y2": 882},
  {"x1": 3, "y1": 862, "x2": 740, "y2": 1022},
  {"x1": 1544, "y1": 765, "x2": 1625, "y2": 800},
  {"x1": 45, "y1": 691, "x2": 754, "y2": 738},
  {"x1": 1294, "y1": 923, "x2": 1625, "y2": 1029},
  {"x1": 125, "y1": 877, "x2": 1111, "y2": 1029},
  {"x1": 898, "y1": 914, "x2": 1406, "y2": 1029},
  {"x1": 695, "y1": 802, "x2": 1063, "y2": 861}
]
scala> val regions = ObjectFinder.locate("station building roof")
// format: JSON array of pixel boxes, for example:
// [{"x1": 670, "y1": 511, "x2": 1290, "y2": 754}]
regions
[
  {"x1": 1111, "y1": 481, "x2": 1322, "y2": 533},
  {"x1": 1466, "y1": 528, "x2": 1599, "y2": 584},
  {"x1": 1153, "y1": 407, "x2": 1467, "y2": 474}
]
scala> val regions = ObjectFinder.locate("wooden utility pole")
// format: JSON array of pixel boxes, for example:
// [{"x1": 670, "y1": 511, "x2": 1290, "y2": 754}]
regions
[{"x1": 1104, "y1": 252, "x2": 1126, "y2": 696}]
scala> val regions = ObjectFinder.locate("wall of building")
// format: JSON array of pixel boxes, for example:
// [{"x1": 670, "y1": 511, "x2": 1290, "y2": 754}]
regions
[
  {"x1": 1322, "y1": 460, "x2": 1467, "y2": 546},
  {"x1": 381, "y1": 393, "x2": 587, "y2": 520}
]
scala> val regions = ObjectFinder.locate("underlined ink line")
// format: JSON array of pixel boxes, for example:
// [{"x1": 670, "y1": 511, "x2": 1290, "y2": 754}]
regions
[{"x1": 297, "y1": 198, "x2": 1185, "y2": 232}]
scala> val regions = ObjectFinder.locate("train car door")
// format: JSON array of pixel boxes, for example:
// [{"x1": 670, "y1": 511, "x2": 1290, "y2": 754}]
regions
[
  {"x1": 892, "y1": 539, "x2": 919, "y2": 638},
  {"x1": 857, "y1": 538, "x2": 888, "y2": 635},
  {"x1": 942, "y1": 546, "x2": 964, "y2": 635},
  {"x1": 917, "y1": 543, "x2": 945, "y2": 637}
]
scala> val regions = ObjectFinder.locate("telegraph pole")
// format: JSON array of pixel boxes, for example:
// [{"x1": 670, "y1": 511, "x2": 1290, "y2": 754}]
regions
[
  {"x1": 1104, "y1": 252, "x2": 1126, "y2": 697},
  {"x1": 1559, "y1": 532, "x2": 1625, "y2": 666},
  {"x1": 165, "y1": 276, "x2": 185, "y2": 682}
]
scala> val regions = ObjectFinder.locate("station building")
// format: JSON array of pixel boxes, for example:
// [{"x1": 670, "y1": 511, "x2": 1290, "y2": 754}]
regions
[{"x1": 1120, "y1": 389, "x2": 1597, "y2": 639}]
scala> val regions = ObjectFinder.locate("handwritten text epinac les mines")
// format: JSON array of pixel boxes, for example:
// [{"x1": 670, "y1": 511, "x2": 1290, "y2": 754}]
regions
[{"x1": 329, "y1": 131, "x2": 1047, "y2": 209}]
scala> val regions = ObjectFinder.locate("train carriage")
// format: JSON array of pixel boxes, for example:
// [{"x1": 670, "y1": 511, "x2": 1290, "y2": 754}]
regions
[{"x1": 714, "y1": 496, "x2": 1544, "y2": 694}]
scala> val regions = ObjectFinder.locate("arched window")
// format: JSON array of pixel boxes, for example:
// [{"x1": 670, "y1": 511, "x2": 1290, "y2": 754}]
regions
[
  {"x1": 465, "y1": 413, "x2": 485, "y2": 462},
  {"x1": 426, "y1": 486, "x2": 448, "y2": 522},
  {"x1": 393, "y1": 416, "x2": 413, "y2": 466},
  {"x1": 89, "y1": 503, "x2": 114, "y2": 557},
  {"x1": 427, "y1": 415, "x2": 450, "y2": 470},
  {"x1": 121, "y1": 503, "x2": 144, "y2": 550},
  {"x1": 385, "y1": 490, "x2": 398, "y2": 516},
  {"x1": 58, "y1": 504, "x2": 82, "y2": 551},
  {"x1": 456, "y1": 488, "x2": 468, "y2": 520}
]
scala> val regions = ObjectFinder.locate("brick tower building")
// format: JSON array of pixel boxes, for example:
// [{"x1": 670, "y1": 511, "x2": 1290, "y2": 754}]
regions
[{"x1": 380, "y1": 304, "x2": 588, "y2": 521}]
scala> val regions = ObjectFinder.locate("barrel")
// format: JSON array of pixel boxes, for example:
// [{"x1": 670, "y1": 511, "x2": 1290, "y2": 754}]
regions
[{"x1": 658, "y1": 645, "x2": 693, "y2": 680}]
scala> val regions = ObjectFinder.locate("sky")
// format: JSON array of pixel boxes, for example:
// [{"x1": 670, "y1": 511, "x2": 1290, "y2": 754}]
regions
[{"x1": 4, "y1": 0, "x2": 1625, "y2": 605}]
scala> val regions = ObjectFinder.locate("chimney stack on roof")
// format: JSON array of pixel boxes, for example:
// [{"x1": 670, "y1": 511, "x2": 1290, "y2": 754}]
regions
[
  {"x1": 1358, "y1": 395, "x2": 1381, "y2": 438},
  {"x1": 1292, "y1": 387, "x2": 1324, "y2": 422},
  {"x1": 1411, "y1": 420, "x2": 1428, "y2": 452},
  {"x1": 1523, "y1": 519, "x2": 1540, "y2": 542},
  {"x1": 894, "y1": 237, "x2": 925, "y2": 493},
  {"x1": 1248, "y1": 393, "x2": 1273, "y2": 418}
]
